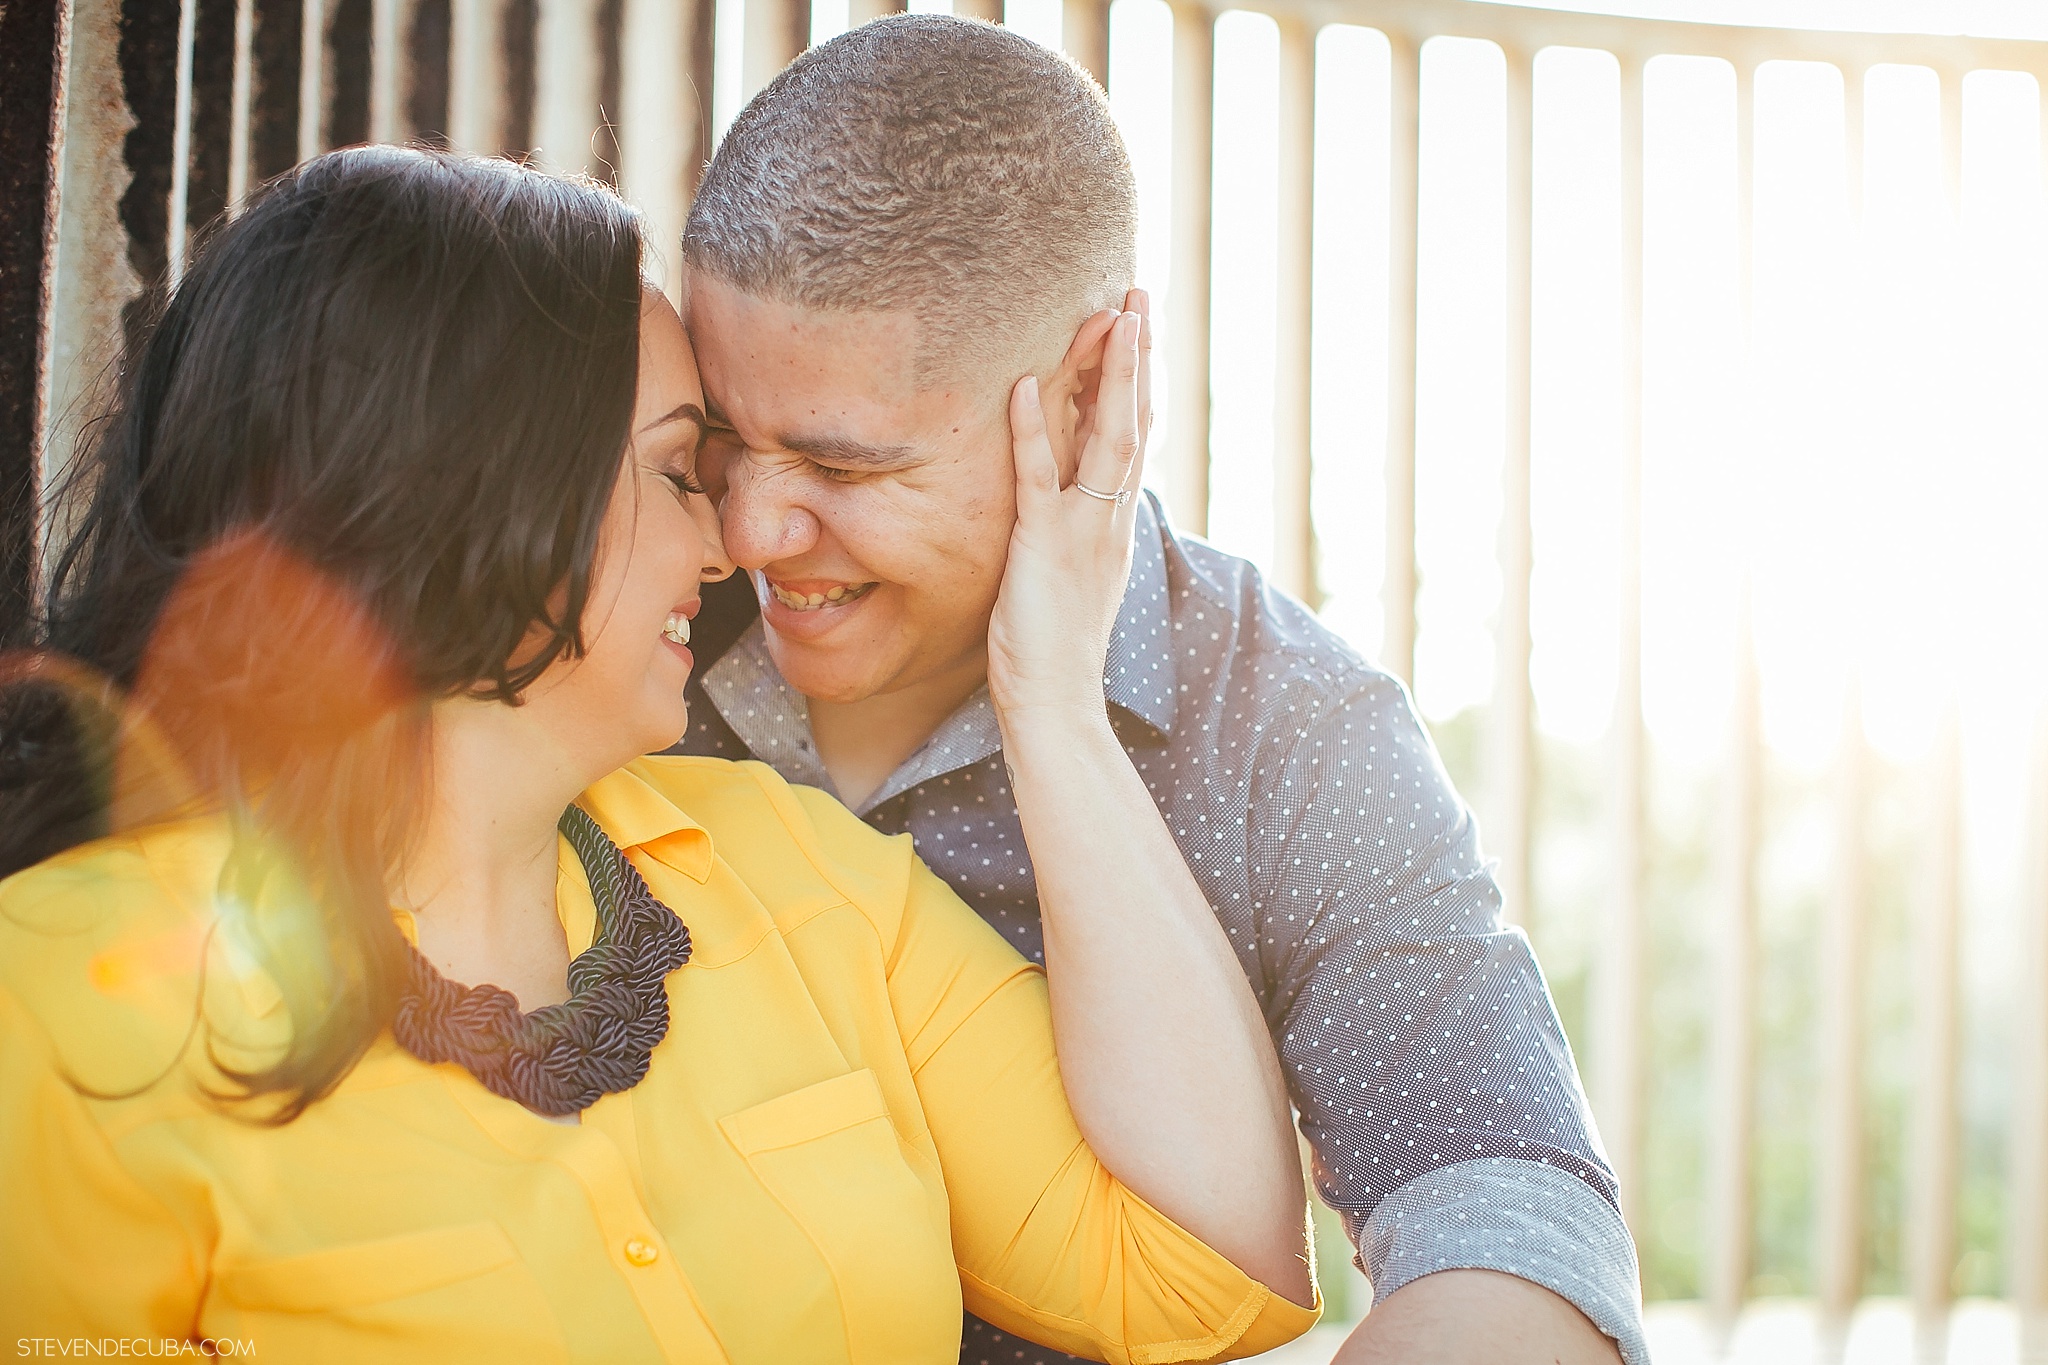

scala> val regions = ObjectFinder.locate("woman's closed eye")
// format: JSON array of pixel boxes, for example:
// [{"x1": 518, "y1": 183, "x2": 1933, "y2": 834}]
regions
[{"x1": 664, "y1": 468, "x2": 707, "y2": 497}]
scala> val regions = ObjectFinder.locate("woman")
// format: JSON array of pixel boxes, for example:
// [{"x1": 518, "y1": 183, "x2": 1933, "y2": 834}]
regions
[{"x1": 0, "y1": 148, "x2": 1315, "y2": 1361}]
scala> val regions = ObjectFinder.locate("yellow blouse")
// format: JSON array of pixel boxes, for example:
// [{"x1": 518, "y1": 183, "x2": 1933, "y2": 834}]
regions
[{"x1": 0, "y1": 756, "x2": 1316, "y2": 1363}]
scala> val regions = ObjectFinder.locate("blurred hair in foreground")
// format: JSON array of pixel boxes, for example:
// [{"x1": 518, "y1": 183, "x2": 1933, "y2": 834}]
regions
[{"x1": 0, "y1": 145, "x2": 647, "y2": 1120}]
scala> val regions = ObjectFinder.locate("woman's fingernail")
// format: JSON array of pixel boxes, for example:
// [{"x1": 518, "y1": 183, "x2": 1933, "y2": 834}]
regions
[{"x1": 1022, "y1": 375, "x2": 1041, "y2": 408}]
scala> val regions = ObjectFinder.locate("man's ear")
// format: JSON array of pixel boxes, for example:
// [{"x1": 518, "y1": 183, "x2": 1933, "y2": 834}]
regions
[{"x1": 1039, "y1": 309, "x2": 1123, "y2": 480}]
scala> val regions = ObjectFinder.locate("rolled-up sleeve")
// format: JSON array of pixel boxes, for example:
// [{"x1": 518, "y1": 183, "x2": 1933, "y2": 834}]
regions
[
  {"x1": 883, "y1": 849, "x2": 1320, "y2": 1363},
  {"x1": 1242, "y1": 671, "x2": 1647, "y2": 1364}
]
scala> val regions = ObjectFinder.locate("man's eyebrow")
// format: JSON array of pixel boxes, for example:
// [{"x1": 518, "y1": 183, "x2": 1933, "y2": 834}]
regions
[
  {"x1": 638, "y1": 401, "x2": 706, "y2": 435},
  {"x1": 780, "y1": 432, "x2": 924, "y2": 467}
]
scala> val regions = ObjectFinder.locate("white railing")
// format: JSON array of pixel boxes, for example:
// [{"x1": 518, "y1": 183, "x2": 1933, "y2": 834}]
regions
[{"x1": 24, "y1": 0, "x2": 2048, "y2": 1357}]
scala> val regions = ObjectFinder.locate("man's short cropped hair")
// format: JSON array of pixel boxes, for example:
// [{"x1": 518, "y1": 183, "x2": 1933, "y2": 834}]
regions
[{"x1": 682, "y1": 14, "x2": 1138, "y2": 386}]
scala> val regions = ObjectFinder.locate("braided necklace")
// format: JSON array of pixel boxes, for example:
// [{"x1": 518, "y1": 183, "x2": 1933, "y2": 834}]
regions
[{"x1": 392, "y1": 806, "x2": 692, "y2": 1116}]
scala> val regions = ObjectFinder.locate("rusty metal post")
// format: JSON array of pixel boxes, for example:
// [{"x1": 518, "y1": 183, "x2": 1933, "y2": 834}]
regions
[
  {"x1": 44, "y1": 0, "x2": 140, "y2": 536},
  {"x1": 0, "y1": 0, "x2": 73, "y2": 630}
]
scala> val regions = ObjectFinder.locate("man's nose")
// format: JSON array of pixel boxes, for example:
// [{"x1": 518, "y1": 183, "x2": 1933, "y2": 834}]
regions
[{"x1": 718, "y1": 452, "x2": 822, "y2": 571}]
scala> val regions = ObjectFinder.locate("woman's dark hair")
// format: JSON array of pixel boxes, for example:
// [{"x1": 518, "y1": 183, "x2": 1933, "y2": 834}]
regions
[{"x1": 0, "y1": 145, "x2": 645, "y2": 1119}]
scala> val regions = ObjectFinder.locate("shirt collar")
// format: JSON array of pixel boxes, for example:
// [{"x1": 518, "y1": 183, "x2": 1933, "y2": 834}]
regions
[
  {"x1": 573, "y1": 765, "x2": 716, "y2": 883},
  {"x1": 699, "y1": 626, "x2": 834, "y2": 791}
]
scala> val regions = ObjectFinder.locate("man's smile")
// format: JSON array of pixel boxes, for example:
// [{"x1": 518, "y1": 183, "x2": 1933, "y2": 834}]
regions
[{"x1": 763, "y1": 576, "x2": 880, "y2": 613}]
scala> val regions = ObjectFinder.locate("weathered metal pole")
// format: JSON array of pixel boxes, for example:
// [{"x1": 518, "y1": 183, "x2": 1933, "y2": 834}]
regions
[{"x1": 0, "y1": 0, "x2": 72, "y2": 631}]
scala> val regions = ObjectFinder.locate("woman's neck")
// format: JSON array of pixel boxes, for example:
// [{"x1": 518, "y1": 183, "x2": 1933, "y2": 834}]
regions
[{"x1": 400, "y1": 696, "x2": 594, "y2": 1010}]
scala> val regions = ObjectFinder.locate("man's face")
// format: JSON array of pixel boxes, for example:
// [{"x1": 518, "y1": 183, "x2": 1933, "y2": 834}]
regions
[{"x1": 686, "y1": 275, "x2": 1019, "y2": 705}]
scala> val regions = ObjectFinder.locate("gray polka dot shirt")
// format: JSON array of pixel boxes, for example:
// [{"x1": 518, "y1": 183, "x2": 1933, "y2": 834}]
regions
[{"x1": 675, "y1": 493, "x2": 1646, "y2": 1365}]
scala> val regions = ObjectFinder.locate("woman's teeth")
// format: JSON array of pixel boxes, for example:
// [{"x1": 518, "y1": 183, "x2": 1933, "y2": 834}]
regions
[
  {"x1": 769, "y1": 581, "x2": 876, "y2": 612},
  {"x1": 662, "y1": 612, "x2": 691, "y2": 646}
]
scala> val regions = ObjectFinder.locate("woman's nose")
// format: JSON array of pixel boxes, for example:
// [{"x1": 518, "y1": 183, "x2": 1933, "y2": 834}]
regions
[{"x1": 717, "y1": 455, "x2": 821, "y2": 571}]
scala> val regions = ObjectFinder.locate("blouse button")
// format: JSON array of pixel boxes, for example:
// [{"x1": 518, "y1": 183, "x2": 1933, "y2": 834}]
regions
[{"x1": 624, "y1": 1237, "x2": 660, "y2": 1267}]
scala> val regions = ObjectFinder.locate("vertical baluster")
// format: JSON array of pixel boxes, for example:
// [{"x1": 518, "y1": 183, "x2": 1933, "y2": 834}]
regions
[
  {"x1": 1272, "y1": 17, "x2": 1315, "y2": 608},
  {"x1": 1911, "y1": 707, "x2": 1964, "y2": 1365},
  {"x1": 742, "y1": 0, "x2": 804, "y2": 104},
  {"x1": 1165, "y1": 0, "x2": 1213, "y2": 537},
  {"x1": 1816, "y1": 685, "x2": 1869, "y2": 1363},
  {"x1": 1816, "y1": 74, "x2": 1867, "y2": 1360},
  {"x1": 1907, "y1": 75, "x2": 1966, "y2": 1365},
  {"x1": 2014, "y1": 708, "x2": 2048, "y2": 1363},
  {"x1": 370, "y1": 0, "x2": 403, "y2": 140},
  {"x1": 1846, "y1": 63, "x2": 1865, "y2": 227},
  {"x1": 1704, "y1": 63, "x2": 1762, "y2": 1351},
  {"x1": 1063, "y1": 0, "x2": 1109, "y2": 89},
  {"x1": 1381, "y1": 30, "x2": 1420, "y2": 687},
  {"x1": 43, "y1": 0, "x2": 139, "y2": 506},
  {"x1": 619, "y1": 0, "x2": 709, "y2": 303},
  {"x1": 169, "y1": 0, "x2": 200, "y2": 285},
  {"x1": 299, "y1": 0, "x2": 325, "y2": 159},
  {"x1": 1942, "y1": 66, "x2": 1964, "y2": 215},
  {"x1": 229, "y1": 0, "x2": 256, "y2": 203},
  {"x1": 954, "y1": 0, "x2": 1001, "y2": 23},
  {"x1": 533, "y1": 0, "x2": 601, "y2": 173},
  {"x1": 848, "y1": 0, "x2": 906, "y2": 28},
  {"x1": 447, "y1": 0, "x2": 508, "y2": 154},
  {"x1": 1594, "y1": 51, "x2": 1646, "y2": 1230},
  {"x1": 1705, "y1": 589, "x2": 1762, "y2": 1346},
  {"x1": 1491, "y1": 43, "x2": 1534, "y2": 928},
  {"x1": 0, "y1": 0, "x2": 70, "y2": 620}
]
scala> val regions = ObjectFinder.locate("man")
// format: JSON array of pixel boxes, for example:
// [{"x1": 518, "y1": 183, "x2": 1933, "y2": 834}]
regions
[{"x1": 675, "y1": 16, "x2": 1646, "y2": 1364}]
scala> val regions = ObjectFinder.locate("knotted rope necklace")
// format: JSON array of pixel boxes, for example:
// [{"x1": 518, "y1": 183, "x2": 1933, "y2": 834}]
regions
[{"x1": 392, "y1": 806, "x2": 692, "y2": 1116}]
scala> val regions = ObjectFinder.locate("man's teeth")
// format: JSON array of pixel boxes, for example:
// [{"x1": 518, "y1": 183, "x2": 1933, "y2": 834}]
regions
[
  {"x1": 662, "y1": 612, "x2": 691, "y2": 645},
  {"x1": 769, "y1": 581, "x2": 875, "y2": 612}
]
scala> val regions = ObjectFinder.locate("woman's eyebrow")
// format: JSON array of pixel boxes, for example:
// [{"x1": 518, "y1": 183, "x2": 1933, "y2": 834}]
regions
[{"x1": 639, "y1": 401, "x2": 706, "y2": 435}]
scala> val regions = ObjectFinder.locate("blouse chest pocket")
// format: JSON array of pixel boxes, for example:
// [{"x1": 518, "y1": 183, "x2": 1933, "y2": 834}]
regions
[
  {"x1": 208, "y1": 1220, "x2": 570, "y2": 1365},
  {"x1": 719, "y1": 1069, "x2": 959, "y2": 1364}
]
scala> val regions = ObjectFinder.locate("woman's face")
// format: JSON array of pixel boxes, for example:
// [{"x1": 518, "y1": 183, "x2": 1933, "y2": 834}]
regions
[{"x1": 522, "y1": 291, "x2": 732, "y2": 769}]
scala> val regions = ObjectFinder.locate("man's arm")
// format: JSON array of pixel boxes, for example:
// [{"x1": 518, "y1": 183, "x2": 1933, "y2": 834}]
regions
[
  {"x1": 1334, "y1": 1270, "x2": 1623, "y2": 1364},
  {"x1": 1243, "y1": 668, "x2": 1648, "y2": 1364}
]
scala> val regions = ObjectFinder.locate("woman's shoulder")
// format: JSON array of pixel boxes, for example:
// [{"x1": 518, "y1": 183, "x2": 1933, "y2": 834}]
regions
[
  {"x1": 0, "y1": 817, "x2": 225, "y2": 952},
  {"x1": 0, "y1": 817, "x2": 254, "y2": 1099},
  {"x1": 622, "y1": 755, "x2": 916, "y2": 936}
]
